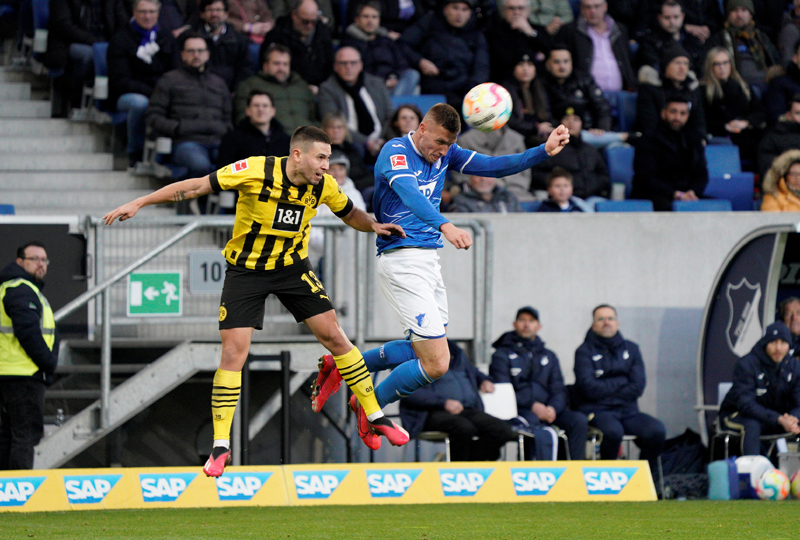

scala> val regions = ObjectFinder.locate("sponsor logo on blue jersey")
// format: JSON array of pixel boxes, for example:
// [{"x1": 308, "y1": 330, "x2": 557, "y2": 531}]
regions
[
  {"x1": 139, "y1": 473, "x2": 197, "y2": 502},
  {"x1": 64, "y1": 474, "x2": 122, "y2": 504},
  {"x1": 0, "y1": 477, "x2": 45, "y2": 506},
  {"x1": 366, "y1": 469, "x2": 422, "y2": 498},
  {"x1": 438, "y1": 468, "x2": 493, "y2": 497},
  {"x1": 582, "y1": 467, "x2": 638, "y2": 495},
  {"x1": 510, "y1": 467, "x2": 566, "y2": 496},
  {"x1": 293, "y1": 470, "x2": 349, "y2": 499},
  {"x1": 215, "y1": 472, "x2": 272, "y2": 501}
]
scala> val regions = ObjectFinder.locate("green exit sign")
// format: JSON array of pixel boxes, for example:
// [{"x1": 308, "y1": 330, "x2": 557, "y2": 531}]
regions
[{"x1": 127, "y1": 271, "x2": 182, "y2": 316}]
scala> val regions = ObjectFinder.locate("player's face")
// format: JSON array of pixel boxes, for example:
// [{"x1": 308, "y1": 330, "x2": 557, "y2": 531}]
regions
[
  {"x1": 443, "y1": 2, "x2": 472, "y2": 28},
  {"x1": 592, "y1": 307, "x2": 619, "y2": 338},
  {"x1": 295, "y1": 142, "x2": 331, "y2": 185},
  {"x1": 513, "y1": 312, "x2": 540, "y2": 340},
  {"x1": 782, "y1": 300, "x2": 800, "y2": 336},
  {"x1": 246, "y1": 94, "x2": 275, "y2": 127},
  {"x1": 416, "y1": 121, "x2": 457, "y2": 163},
  {"x1": 355, "y1": 6, "x2": 380, "y2": 34},
  {"x1": 133, "y1": 0, "x2": 159, "y2": 30},
  {"x1": 17, "y1": 246, "x2": 48, "y2": 280},
  {"x1": 548, "y1": 176, "x2": 573, "y2": 205},
  {"x1": 658, "y1": 5, "x2": 683, "y2": 34},
  {"x1": 766, "y1": 339, "x2": 790, "y2": 363}
]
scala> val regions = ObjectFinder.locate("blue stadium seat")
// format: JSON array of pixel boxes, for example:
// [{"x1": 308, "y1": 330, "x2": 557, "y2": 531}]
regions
[
  {"x1": 672, "y1": 199, "x2": 733, "y2": 212},
  {"x1": 249, "y1": 43, "x2": 260, "y2": 72},
  {"x1": 92, "y1": 42, "x2": 128, "y2": 124},
  {"x1": 31, "y1": 0, "x2": 64, "y2": 76},
  {"x1": 391, "y1": 94, "x2": 446, "y2": 115},
  {"x1": 705, "y1": 145, "x2": 742, "y2": 176},
  {"x1": 519, "y1": 200, "x2": 542, "y2": 212},
  {"x1": 704, "y1": 172, "x2": 755, "y2": 211},
  {"x1": 617, "y1": 91, "x2": 637, "y2": 132},
  {"x1": 604, "y1": 145, "x2": 635, "y2": 198},
  {"x1": 0, "y1": 204, "x2": 15, "y2": 215},
  {"x1": 595, "y1": 200, "x2": 654, "y2": 212}
]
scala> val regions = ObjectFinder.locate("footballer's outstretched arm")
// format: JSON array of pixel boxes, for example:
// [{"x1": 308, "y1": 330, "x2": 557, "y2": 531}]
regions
[
  {"x1": 103, "y1": 176, "x2": 213, "y2": 225},
  {"x1": 340, "y1": 206, "x2": 406, "y2": 238}
]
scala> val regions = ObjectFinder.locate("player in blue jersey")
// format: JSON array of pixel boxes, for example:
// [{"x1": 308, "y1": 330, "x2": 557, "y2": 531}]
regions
[{"x1": 311, "y1": 103, "x2": 569, "y2": 449}]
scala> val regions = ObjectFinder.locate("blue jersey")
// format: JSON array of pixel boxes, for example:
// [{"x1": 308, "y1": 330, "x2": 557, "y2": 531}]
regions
[{"x1": 373, "y1": 132, "x2": 550, "y2": 253}]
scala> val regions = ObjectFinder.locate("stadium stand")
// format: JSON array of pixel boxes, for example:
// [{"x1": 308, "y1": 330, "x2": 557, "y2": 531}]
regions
[
  {"x1": 391, "y1": 94, "x2": 446, "y2": 116},
  {"x1": 595, "y1": 200, "x2": 654, "y2": 212},
  {"x1": 672, "y1": 200, "x2": 733, "y2": 212},
  {"x1": 704, "y1": 146, "x2": 756, "y2": 211},
  {"x1": 605, "y1": 145, "x2": 635, "y2": 199}
]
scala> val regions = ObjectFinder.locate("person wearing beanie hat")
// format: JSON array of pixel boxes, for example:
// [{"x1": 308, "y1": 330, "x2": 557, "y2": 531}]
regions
[{"x1": 719, "y1": 321, "x2": 800, "y2": 457}]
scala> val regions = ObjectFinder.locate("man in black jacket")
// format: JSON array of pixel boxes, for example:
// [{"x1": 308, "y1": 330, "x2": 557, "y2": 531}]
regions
[
  {"x1": 757, "y1": 94, "x2": 800, "y2": 180},
  {"x1": 484, "y1": 0, "x2": 552, "y2": 82},
  {"x1": 764, "y1": 40, "x2": 800, "y2": 126},
  {"x1": 218, "y1": 90, "x2": 290, "y2": 166},
  {"x1": 0, "y1": 242, "x2": 59, "y2": 470},
  {"x1": 719, "y1": 322, "x2": 800, "y2": 456},
  {"x1": 195, "y1": 0, "x2": 253, "y2": 92},
  {"x1": 636, "y1": 0, "x2": 706, "y2": 77},
  {"x1": 632, "y1": 96, "x2": 708, "y2": 211}
]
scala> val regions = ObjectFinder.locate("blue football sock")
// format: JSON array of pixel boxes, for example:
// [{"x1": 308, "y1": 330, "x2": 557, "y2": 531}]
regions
[
  {"x1": 374, "y1": 359, "x2": 433, "y2": 408},
  {"x1": 362, "y1": 340, "x2": 416, "y2": 372}
]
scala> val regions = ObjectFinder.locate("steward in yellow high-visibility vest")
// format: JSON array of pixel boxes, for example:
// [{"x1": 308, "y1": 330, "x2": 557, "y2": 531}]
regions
[{"x1": 0, "y1": 242, "x2": 59, "y2": 470}]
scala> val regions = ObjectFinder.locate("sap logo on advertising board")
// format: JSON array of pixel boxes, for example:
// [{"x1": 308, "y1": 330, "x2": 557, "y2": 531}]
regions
[
  {"x1": 366, "y1": 469, "x2": 422, "y2": 498},
  {"x1": 215, "y1": 472, "x2": 272, "y2": 501},
  {"x1": 438, "y1": 469, "x2": 493, "y2": 497},
  {"x1": 139, "y1": 473, "x2": 197, "y2": 502},
  {"x1": 511, "y1": 467, "x2": 566, "y2": 496},
  {"x1": 293, "y1": 470, "x2": 349, "y2": 499},
  {"x1": 64, "y1": 475, "x2": 122, "y2": 504},
  {"x1": 582, "y1": 467, "x2": 638, "y2": 495},
  {"x1": 0, "y1": 477, "x2": 46, "y2": 506}
]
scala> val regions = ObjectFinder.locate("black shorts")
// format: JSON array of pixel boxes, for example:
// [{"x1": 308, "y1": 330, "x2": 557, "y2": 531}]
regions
[{"x1": 218, "y1": 260, "x2": 334, "y2": 330}]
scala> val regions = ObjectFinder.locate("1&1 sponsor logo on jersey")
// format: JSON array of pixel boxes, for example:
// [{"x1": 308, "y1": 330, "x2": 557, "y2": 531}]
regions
[
  {"x1": 366, "y1": 469, "x2": 422, "y2": 498},
  {"x1": 582, "y1": 467, "x2": 638, "y2": 495},
  {"x1": 293, "y1": 470, "x2": 349, "y2": 499},
  {"x1": 215, "y1": 472, "x2": 272, "y2": 501},
  {"x1": 139, "y1": 473, "x2": 197, "y2": 502},
  {"x1": 438, "y1": 468, "x2": 493, "y2": 497},
  {"x1": 511, "y1": 467, "x2": 566, "y2": 496},
  {"x1": 0, "y1": 477, "x2": 46, "y2": 506},
  {"x1": 64, "y1": 474, "x2": 122, "y2": 504}
]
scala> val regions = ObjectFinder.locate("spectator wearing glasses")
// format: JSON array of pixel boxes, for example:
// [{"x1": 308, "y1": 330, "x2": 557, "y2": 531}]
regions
[{"x1": 195, "y1": 0, "x2": 254, "y2": 92}]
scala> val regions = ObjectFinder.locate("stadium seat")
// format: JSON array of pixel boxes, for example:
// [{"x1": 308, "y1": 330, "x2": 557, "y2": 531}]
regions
[
  {"x1": 604, "y1": 145, "x2": 635, "y2": 198},
  {"x1": 672, "y1": 200, "x2": 733, "y2": 212},
  {"x1": 391, "y1": 94, "x2": 446, "y2": 115},
  {"x1": 92, "y1": 42, "x2": 129, "y2": 125},
  {"x1": 249, "y1": 43, "x2": 260, "y2": 72},
  {"x1": 519, "y1": 200, "x2": 542, "y2": 212},
  {"x1": 704, "y1": 172, "x2": 755, "y2": 211},
  {"x1": 617, "y1": 91, "x2": 637, "y2": 132},
  {"x1": 0, "y1": 204, "x2": 15, "y2": 215},
  {"x1": 595, "y1": 200, "x2": 654, "y2": 212},
  {"x1": 416, "y1": 431, "x2": 452, "y2": 462},
  {"x1": 705, "y1": 145, "x2": 742, "y2": 177},
  {"x1": 30, "y1": 0, "x2": 63, "y2": 77}
]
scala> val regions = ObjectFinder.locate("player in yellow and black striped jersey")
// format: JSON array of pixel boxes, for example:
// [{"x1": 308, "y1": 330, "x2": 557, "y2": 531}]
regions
[{"x1": 103, "y1": 126, "x2": 411, "y2": 477}]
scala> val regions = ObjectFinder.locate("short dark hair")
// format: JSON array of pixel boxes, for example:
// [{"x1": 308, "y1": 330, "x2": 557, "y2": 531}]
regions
[
  {"x1": 424, "y1": 103, "x2": 461, "y2": 135},
  {"x1": 355, "y1": 0, "x2": 381, "y2": 16},
  {"x1": 592, "y1": 304, "x2": 617, "y2": 319},
  {"x1": 790, "y1": 93, "x2": 800, "y2": 111},
  {"x1": 247, "y1": 89, "x2": 274, "y2": 107},
  {"x1": 199, "y1": 0, "x2": 228, "y2": 11},
  {"x1": 262, "y1": 42, "x2": 291, "y2": 66},
  {"x1": 291, "y1": 126, "x2": 331, "y2": 151},
  {"x1": 179, "y1": 31, "x2": 208, "y2": 51},
  {"x1": 548, "y1": 45, "x2": 571, "y2": 59},
  {"x1": 779, "y1": 297, "x2": 800, "y2": 320},
  {"x1": 17, "y1": 241, "x2": 45, "y2": 259},
  {"x1": 663, "y1": 94, "x2": 691, "y2": 110},
  {"x1": 390, "y1": 103, "x2": 423, "y2": 127},
  {"x1": 547, "y1": 167, "x2": 573, "y2": 187},
  {"x1": 660, "y1": 0, "x2": 683, "y2": 13}
]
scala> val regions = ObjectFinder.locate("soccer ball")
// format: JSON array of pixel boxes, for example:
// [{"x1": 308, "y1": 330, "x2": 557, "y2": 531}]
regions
[
  {"x1": 790, "y1": 470, "x2": 800, "y2": 499},
  {"x1": 462, "y1": 83, "x2": 512, "y2": 132},
  {"x1": 756, "y1": 469, "x2": 790, "y2": 500}
]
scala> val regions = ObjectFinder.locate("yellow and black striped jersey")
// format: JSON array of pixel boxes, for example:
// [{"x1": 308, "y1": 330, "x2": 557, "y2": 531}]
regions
[{"x1": 209, "y1": 156, "x2": 353, "y2": 271}]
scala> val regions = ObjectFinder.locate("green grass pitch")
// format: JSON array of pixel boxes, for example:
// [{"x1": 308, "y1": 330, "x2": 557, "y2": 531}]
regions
[{"x1": 4, "y1": 501, "x2": 800, "y2": 539}]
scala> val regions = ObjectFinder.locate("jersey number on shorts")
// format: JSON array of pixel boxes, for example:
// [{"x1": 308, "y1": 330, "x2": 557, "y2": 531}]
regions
[
  {"x1": 301, "y1": 271, "x2": 325, "y2": 294},
  {"x1": 272, "y1": 202, "x2": 305, "y2": 232}
]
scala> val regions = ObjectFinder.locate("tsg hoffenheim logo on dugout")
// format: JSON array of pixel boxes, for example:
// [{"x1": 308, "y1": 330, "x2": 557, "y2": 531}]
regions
[
  {"x1": 63, "y1": 474, "x2": 122, "y2": 504},
  {"x1": 366, "y1": 469, "x2": 422, "y2": 498},
  {"x1": 0, "y1": 477, "x2": 46, "y2": 506},
  {"x1": 438, "y1": 468, "x2": 493, "y2": 497},
  {"x1": 139, "y1": 473, "x2": 197, "y2": 502},
  {"x1": 582, "y1": 467, "x2": 638, "y2": 495},
  {"x1": 215, "y1": 472, "x2": 272, "y2": 501},
  {"x1": 510, "y1": 467, "x2": 566, "y2": 496},
  {"x1": 293, "y1": 470, "x2": 349, "y2": 499}
]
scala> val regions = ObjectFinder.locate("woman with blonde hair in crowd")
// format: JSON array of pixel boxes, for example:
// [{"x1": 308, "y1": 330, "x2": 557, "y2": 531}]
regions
[{"x1": 761, "y1": 149, "x2": 800, "y2": 212}]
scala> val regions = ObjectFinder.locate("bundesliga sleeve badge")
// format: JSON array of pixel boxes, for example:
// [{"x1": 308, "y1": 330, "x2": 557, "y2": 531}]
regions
[
  {"x1": 390, "y1": 155, "x2": 408, "y2": 170},
  {"x1": 233, "y1": 159, "x2": 249, "y2": 173}
]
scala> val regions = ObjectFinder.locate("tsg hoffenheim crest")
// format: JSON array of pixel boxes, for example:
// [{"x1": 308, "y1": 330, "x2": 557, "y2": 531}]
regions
[{"x1": 725, "y1": 278, "x2": 763, "y2": 356}]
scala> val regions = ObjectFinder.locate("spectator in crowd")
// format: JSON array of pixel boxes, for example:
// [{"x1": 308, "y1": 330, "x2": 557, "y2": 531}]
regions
[
  {"x1": 398, "y1": 0, "x2": 490, "y2": 110},
  {"x1": 530, "y1": 104, "x2": 610, "y2": 198},
  {"x1": 319, "y1": 46, "x2": 393, "y2": 160},
  {"x1": 382, "y1": 103, "x2": 422, "y2": 139},
  {"x1": 760, "y1": 149, "x2": 800, "y2": 212},
  {"x1": 490, "y1": 306, "x2": 588, "y2": 459},
  {"x1": 225, "y1": 0, "x2": 274, "y2": 44},
  {"x1": 158, "y1": 0, "x2": 199, "y2": 36},
  {"x1": 529, "y1": 0, "x2": 574, "y2": 35},
  {"x1": 450, "y1": 124, "x2": 536, "y2": 202},
  {"x1": 345, "y1": 0, "x2": 424, "y2": 35},
  {"x1": 636, "y1": 42, "x2": 706, "y2": 139},
  {"x1": 451, "y1": 174, "x2": 523, "y2": 212},
  {"x1": 108, "y1": 0, "x2": 180, "y2": 168},
  {"x1": 764, "y1": 40, "x2": 800, "y2": 126},
  {"x1": 606, "y1": 0, "x2": 644, "y2": 40},
  {"x1": 556, "y1": 0, "x2": 637, "y2": 94},
  {"x1": 534, "y1": 167, "x2": 587, "y2": 212},
  {"x1": 0, "y1": 241, "x2": 59, "y2": 470},
  {"x1": 778, "y1": 0, "x2": 800, "y2": 66},
  {"x1": 218, "y1": 90, "x2": 290, "y2": 166},
  {"x1": 261, "y1": 0, "x2": 334, "y2": 90},
  {"x1": 504, "y1": 52, "x2": 554, "y2": 148},
  {"x1": 642, "y1": 0, "x2": 723, "y2": 44},
  {"x1": 701, "y1": 46, "x2": 765, "y2": 165},
  {"x1": 573, "y1": 305, "x2": 666, "y2": 469},
  {"x1": 779, "y1": 296, "x2": 800, "y2": 354},
  {"x1": 146, "y1": 31, "x2": 232, "y2": 180},
  {"x1": 399, "y1": 339, "x2": 518, "y2": 462},
  {"x1": 271, "y1": 0, "x2": 336, "y2": 31},
  {"x1": 234, "y1": 43, "x2": 316, "y2": 132},
  {"x1": 719, "y1": 321, "x2": 800, "y2": 457},
  {"x1": 633, "y1": 96, "x2": 708, "y2": 211},
  {"x1": 636, "y1": 0, "x2": 705, "y2": 77},
  {"x1": 341, "y1": 1, "x2": 420, "y2": 97},
  {"x1": 321, "y1": 111, "x2": 374, "y2": 193},
  {"x1": 195, "y1": 0, "x2": 253, "y2": 92},
  {"x1": 44, "y1": 0, "x2": 127, "y2": 113},
  {"x1": 758, "y1": 94, "x2": 800, "y2": 180},
  {"x1": 706, "y1": 0, "x2": 780, "y2": 93},
  {"x1": 485, "y1": 0, "x2": 553, "y2": 83}
]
